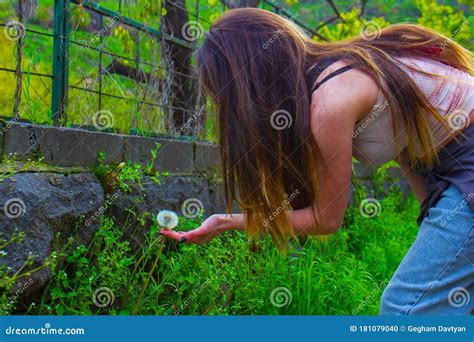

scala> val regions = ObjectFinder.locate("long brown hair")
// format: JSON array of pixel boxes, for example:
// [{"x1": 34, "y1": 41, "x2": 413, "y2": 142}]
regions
[{"x1": 196, "y1": 8, "x2": 473, "y2": 249}]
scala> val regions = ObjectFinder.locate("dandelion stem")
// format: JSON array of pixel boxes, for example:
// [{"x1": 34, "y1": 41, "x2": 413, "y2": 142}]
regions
[{"x1": 132, "y1": 236, "x2": 166, "y2": 315}]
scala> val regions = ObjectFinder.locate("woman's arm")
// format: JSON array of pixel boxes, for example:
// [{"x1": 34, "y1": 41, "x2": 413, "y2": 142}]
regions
[
  {"x1": 161, "y1": 63, "x2": 380, "y2": 243},
  {"x1": 397, "y1": 151, "x2": 427, "y2": 203},
  {"x1": 289, "y1": 61, "x2": 380, "y2": 235}
]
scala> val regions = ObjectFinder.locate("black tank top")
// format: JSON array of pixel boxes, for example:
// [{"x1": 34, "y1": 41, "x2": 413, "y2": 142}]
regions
[{"x1": 306, "y1": 57, "x2": 355, "y2": 94}]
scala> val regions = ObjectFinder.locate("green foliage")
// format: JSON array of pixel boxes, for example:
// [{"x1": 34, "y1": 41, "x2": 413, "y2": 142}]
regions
[
  {"x1": 0, "y1": 153, "x2": 43, "y2": 182},
  {"x1": 416, "y1": 0, "x2": 472, "y2": 49},
  {"x1": 318, "y1": 8, "x2": 390, "y2": 41},
  {"x1": 6, "y1": 160, "x2": 418, "y2": 316},
  {"x1": 0, "y1": 229, "x2": 28, "y2": 288},
  {"x1": 70, "y1": 5, "x2": 92, "y2": 29},
  {"x1": 35, "y1": 218, "x2": 134, "y2": 315},
  {"x1": 94, "y1": 143, "x2": 164, "y2": 193},
  {"x1": 19, "y1": 186, "x2": 418, "y2": 315},
  {"x1": 113, "y1": 25, "x2": 135, "y2": 60},
  {"x1": 0, "y1": 229, "x2": 51, "y2": 315}
]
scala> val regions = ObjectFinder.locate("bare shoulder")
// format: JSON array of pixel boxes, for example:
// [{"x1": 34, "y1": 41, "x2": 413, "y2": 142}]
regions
[{"x1": 310, "y1": 60, "x2": 380, "y2": 125}]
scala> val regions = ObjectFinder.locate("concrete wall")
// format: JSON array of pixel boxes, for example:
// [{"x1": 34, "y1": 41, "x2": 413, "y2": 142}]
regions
[
  {"x1": 0, "y1": 122, "x2": 227, "y2": 307},
  {"x1": 0, "y1": 121, "x2": 220, "y2": 175}
]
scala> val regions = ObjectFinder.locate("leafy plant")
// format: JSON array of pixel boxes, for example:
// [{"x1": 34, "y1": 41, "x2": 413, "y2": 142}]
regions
[{"x1": 18, "y1": 155, "x2": 419, "y2": 315}]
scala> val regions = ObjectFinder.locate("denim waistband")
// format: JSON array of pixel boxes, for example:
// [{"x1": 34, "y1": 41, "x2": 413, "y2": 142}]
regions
[{"x1": 416, "y1": 124, "x2": 474, "y2": 224}]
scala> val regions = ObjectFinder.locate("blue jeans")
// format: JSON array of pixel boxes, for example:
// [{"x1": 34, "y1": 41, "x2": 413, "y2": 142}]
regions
[{"x1": 380, "y1": 184, "x2": 474, "y2": 315}]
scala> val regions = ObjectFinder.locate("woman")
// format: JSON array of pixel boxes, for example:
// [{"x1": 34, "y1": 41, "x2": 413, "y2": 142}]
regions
[{"x1": 161, "y1": 8, "x2": 474, "y2": 314}]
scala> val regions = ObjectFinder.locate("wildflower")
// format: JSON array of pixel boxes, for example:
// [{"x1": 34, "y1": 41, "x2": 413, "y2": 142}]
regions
[{"x1": 157, "y1": 210, "x2": 179, "y2": 230}]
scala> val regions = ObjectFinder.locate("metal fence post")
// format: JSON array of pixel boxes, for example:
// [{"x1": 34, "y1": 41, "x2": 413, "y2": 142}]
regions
[{"x1": 52, "y1": 0, "x2": 70, "y2": 125}]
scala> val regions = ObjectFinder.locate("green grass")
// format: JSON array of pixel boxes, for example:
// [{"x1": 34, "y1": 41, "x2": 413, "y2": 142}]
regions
[
  {"x1": 0, "y1": 155, "x2": 419, "y2": 315},
  {"x1": 25, "y1": 188, "x2": 417, "y2": 315}
]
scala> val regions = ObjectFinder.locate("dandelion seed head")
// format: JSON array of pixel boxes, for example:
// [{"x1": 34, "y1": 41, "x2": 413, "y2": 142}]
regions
[{"x1": 157, "y1": 210, "x2": 179, "y2": 229}]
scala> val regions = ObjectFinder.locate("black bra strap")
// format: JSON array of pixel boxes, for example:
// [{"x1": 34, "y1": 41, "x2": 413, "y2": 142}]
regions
[{"x1": 311, "y1": 64, "x2": 355, "y2": 92}]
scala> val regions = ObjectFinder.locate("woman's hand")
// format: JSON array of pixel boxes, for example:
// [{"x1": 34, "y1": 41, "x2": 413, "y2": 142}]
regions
[{"x1": 159, "y1": 214, "x2": 244, "y2": 245}]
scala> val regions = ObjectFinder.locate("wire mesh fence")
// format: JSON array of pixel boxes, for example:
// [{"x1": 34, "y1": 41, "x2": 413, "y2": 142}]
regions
[{"x1": 0, "y1": 0, "x2": 343, "y2": 141}]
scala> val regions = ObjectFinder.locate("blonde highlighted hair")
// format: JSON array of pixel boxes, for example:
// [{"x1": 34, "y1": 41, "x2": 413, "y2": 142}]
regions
[{"x1": 196, "y1": 8, "x2": 473, "y2": 249}]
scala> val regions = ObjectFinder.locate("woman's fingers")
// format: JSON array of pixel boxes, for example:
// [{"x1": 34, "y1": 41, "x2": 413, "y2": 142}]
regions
[
  {"x1": 160, "y1": 220, "x2": 219, "y2": 245},
  {"x1": 182, "y1": 229, "x2": 203, "y2": 242},
  {"x1": 159, "y1": 229, "x2": 185, "y2": 241}
]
